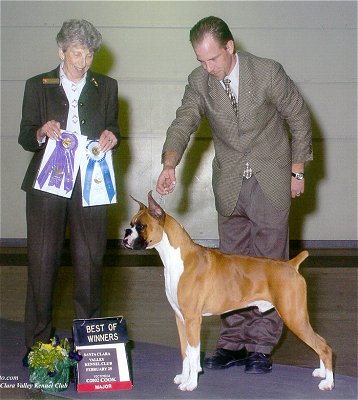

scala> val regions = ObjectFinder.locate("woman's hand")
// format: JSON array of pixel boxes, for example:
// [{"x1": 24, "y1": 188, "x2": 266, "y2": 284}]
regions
[
  {"x1": 36, "y1": 120, "x2": 61, "y2": 142},
  {"x1": 99, "y1": 129, "x2": 118, "y2": 152}
]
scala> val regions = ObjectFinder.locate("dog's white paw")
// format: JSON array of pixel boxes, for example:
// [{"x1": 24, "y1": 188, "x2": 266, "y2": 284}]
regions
[
  {"x1": 174, "y1": 374, "x2": 198, "y2": 391},
  {"x1": 318, "y1": 379, "x2": 334, "y2": 391},
  {"x1": 174, "y1": 357, "x2": 190, "y2": 385},
  {"x1": 312, "y1": 367, "x2": 325, "y2": 378},
  {"x1": 174, "y1": 374, "x2": 183, "y2": 385},
  {"x1": 313, "y1": 363, "x2": 334, "y2": 391},
  {"x1": 318, "y1": 370, "x2": 334, "y2": 391},
  {"x1": 178, "y1": 380, "x2": 197, "y2": 391}
]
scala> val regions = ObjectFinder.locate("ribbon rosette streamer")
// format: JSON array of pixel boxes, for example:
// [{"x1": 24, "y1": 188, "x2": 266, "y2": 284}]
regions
[
  {"x1": 37, "y1": 132, "x2": 78, "y2": 193},
  {"x1": 83, "y1": 140, "x2": 115, "y2": 205}
]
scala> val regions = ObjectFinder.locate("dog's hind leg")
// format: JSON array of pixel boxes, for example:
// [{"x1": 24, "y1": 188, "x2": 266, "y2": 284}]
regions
[
  {"x1": 293, "y1": 324, "x2": 333, "y2": 390},
  {"x1": 275, "y1": 285, "x2": 334, "y2": 391}
]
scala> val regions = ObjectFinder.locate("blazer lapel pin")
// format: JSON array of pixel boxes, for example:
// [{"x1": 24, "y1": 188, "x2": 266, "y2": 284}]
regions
[{"x1": 91, "y1": 77, "x2": 99, "y2": 88}]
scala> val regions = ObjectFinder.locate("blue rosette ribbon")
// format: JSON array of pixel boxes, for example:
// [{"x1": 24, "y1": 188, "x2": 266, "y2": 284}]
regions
[
  {"x1": 83, "y1": 140, "x2": 115, "y2": 205},
  {"x1": 37, "y1": 132, "x2": 78, "y2": 193}
]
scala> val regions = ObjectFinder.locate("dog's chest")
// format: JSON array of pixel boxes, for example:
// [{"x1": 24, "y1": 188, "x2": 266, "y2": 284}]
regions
[{"x1": 155, "y1": 232, "x2": 184, "y2": 321}]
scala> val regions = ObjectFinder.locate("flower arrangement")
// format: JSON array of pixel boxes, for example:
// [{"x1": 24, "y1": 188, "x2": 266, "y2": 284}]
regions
[{"x1": 28, "y1": 336, "x2": 82, "y2": 392}]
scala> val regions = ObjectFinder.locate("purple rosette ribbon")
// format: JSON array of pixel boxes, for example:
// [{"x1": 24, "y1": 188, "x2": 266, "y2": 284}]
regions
[
  {"x1": 37, "y1": 132, "x2": 78, "y2": 193},
  {"x1": 83, "y1": 140, "x2": 115, "y2": 205}
]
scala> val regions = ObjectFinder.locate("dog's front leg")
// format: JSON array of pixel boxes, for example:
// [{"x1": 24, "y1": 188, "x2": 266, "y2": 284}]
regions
[
  {"x1": 174, "y1": 345, "x2": 201, "y2": 391},
  {"x1": 179, "y1": 343, "x2": 201, "y2": 391},
  {"x1": 174, "y1": 315, "x2": 202, "y2": 391},
  {"x1": 173, "y1": 315, "x2": 190, "y2": 387}
]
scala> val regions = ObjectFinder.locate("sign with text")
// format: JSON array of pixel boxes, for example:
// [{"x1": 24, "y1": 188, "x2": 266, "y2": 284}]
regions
[{"x1": 73, "y1": 317, "x2": 132, "y2": 392}]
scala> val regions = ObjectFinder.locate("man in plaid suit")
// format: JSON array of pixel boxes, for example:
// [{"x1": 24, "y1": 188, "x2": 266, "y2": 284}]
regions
[{"x1": 156, "y1": 16, "x2": 312, "y2": 374}]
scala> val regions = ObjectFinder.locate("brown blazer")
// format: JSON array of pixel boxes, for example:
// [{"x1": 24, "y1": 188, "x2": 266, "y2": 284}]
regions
[{"x1": 162, "y1": 51, "x2": 313, "y2": 215}]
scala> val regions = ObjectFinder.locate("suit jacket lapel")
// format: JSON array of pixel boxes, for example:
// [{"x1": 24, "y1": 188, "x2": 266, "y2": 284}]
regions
[
  {"x1": 81, "y1": 70, "x2": 99, "y2": 98},
  {"x1": 238, "y1": 53, "x2": 253, "y2": 126},
  {"x1": 42, "y1": 66, "x2": 67, "y2": 103}
]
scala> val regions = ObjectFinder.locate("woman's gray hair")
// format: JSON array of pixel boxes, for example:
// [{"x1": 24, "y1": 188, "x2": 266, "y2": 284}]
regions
[{"x1": 56, "y1": 19, "x2": 102, "y2": 53}]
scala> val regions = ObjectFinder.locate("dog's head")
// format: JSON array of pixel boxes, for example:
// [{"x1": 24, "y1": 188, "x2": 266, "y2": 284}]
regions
[{"x1": 122, "y1": 191, "x2": 166, "y2": 250}]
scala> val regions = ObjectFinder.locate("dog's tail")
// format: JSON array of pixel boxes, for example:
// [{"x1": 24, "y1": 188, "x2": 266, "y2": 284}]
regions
[{"x1": 289, "y1": 250, "x2": 309, "y2": 271}]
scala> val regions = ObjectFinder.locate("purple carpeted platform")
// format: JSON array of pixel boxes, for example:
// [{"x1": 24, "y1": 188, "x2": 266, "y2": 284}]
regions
[{"x1": 1, "y1": 319, "x2": 356, "y2": 399}]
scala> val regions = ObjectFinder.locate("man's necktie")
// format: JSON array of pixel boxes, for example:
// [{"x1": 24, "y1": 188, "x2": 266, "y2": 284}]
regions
[
  {"x1": 223, "y1": 79, "x2": 238, "y2": 117},
  {"x1": 223, "y1": 78, "x2": 252, "y2": 179}
]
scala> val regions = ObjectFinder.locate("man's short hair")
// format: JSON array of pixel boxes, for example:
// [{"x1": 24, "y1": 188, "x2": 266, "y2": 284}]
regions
[{"x1": 190, "y1": 16, "x2": 234, "y2": 49}]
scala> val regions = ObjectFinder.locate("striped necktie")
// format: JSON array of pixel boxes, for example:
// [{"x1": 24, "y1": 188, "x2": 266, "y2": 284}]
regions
[
  {"x1": 223, "y1": 78, "x2": 238, "y2": 117},
  {"x1": 223, "y1": 79, "x2": 252, "y2": 179}
]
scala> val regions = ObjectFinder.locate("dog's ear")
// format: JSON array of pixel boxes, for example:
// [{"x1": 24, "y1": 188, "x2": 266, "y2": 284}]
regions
[
  {"x1": 147, "y1": 191, "x2": 165, "y2": 222},
  {"x1": 130, "y1": 195, "x2": 147, "y2": 210}
]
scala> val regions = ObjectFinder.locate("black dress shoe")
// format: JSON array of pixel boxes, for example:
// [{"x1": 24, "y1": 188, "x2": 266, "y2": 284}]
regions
[
  {"x1": 204, "y1": 348, "x2": 248, "y2": 369},
  {"x1": 245, "y1": 352, "x2": 272, "y2": 374},
  {"x1": 22, "y1": 349, "x2": 31, "y2": 368}
]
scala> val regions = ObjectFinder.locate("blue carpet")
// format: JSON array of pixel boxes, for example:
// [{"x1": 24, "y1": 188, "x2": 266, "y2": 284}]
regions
[{"x1": 1, "y1": 319, "x2": 356, "y2": 399}]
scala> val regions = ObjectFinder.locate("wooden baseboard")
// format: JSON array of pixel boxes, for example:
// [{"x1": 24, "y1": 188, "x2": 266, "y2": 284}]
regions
[{"x1": 1, "y1": 238, "x2": 357, "y2": 249}]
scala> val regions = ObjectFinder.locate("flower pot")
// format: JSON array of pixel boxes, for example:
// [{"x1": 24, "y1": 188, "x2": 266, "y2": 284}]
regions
[{"x1": 29, "y1": 359, "x2": 73, "y2": 392}]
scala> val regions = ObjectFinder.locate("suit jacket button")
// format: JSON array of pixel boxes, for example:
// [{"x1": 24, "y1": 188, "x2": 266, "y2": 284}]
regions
[{"x1": 81, "y1": 120, "x2": 85, "y2": 124}]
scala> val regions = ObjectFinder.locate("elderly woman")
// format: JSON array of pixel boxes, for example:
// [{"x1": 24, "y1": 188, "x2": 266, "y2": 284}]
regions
[{"x1": 19, "y1": 19, "x2": 120, "y2": 365}]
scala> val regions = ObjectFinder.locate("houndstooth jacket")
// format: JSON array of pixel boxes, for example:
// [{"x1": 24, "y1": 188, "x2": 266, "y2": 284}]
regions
[{"x1": 162, "y1": 51, "x2": 313, "y2": 215}]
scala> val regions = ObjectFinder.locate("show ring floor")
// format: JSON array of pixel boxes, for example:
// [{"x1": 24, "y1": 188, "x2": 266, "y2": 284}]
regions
[{"x1": 0, "y1": 319, "x2": 357, "y2": 400}]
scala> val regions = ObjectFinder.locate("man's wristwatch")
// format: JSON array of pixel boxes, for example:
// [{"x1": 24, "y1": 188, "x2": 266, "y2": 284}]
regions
[{"x1": 292, "y1": 172, "x2": 305, "y2": 180}]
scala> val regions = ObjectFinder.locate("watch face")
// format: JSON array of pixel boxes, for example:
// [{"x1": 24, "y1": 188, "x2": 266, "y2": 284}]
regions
[{"x1": 292, "y1": 172, "x2": 304, "y2": 180}]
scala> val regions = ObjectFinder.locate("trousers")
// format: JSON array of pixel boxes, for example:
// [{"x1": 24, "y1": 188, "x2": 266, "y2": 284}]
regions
[
  {"x1": 24, "y1": 179, "x2": 107, "y2": 348},
  {"x1": 217, "y1": 176, "x2": 289, "y2": 354}
]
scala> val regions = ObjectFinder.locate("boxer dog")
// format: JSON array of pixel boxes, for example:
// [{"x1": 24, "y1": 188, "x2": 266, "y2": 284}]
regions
[{"x1": 123, "y1": 191, "x2": 334, "y2": 392}]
